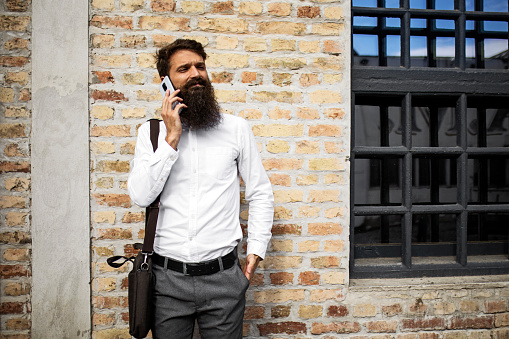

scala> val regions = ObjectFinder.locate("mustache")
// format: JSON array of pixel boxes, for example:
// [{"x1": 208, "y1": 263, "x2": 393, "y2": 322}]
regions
[{"x1": 183, "y1": 77, "x2": 208, "y2": 90}]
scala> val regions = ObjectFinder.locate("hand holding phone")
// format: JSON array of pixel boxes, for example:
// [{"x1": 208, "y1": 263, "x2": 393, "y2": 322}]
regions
[
  {"x1": 159, "y1": 76, "x2": 183, "y2": 114},
  {"x1": 159, "y1": 76, "x2": 175, "y2": 99}
]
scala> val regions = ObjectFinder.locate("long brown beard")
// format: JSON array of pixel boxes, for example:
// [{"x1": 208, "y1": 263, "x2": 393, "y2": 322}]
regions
[{"x1": 178, "y1": 77, "x2": 222, "y2": 130}]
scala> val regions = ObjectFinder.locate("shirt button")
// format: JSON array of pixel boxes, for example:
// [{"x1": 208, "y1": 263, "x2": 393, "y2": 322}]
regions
[{"x1": 170, "y1": 155, "x2": 176, "y2": 161}]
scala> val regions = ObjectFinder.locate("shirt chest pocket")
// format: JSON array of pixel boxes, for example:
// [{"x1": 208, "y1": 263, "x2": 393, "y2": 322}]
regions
[{"x1": 202, "y1": 147, "x2": 235, "y2": 180}]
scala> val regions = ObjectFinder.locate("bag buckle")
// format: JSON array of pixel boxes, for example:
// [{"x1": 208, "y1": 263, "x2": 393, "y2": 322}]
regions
[{"x1": 140, "y1": 252, "x2": 153, "y2": 271}]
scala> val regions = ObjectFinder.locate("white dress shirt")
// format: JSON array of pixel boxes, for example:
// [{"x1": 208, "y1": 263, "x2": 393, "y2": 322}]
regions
[{"x1": 128, "y1": 114, "x2": 274, "y2": 263}]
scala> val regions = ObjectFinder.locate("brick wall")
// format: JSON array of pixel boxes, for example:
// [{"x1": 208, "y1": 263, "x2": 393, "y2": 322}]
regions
[
  {"x1": 88, "y1": 1, "x2": 509, "y2": 339},
  {"x1": 0, "y1": 0, "x2": 32, "y2": 337},
  {"x1": 89, "y1": 1, "x2": 348, "y2": 337}
]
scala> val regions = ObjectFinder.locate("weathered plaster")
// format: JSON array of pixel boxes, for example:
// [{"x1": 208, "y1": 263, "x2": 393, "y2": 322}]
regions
[{"x1": 31, "y1": 0, "x2": 91, "y2": 337}]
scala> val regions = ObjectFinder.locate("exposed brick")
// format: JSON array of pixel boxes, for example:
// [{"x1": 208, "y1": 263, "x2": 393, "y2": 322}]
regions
[
  {"x1": 257, "y1": 22, "x2": 306, "y2": 35},
  {"x1": 0, "y1": 302, "x2": 24, "y2": 314},
  {"x1": 324, "y1": 240, "x2": 344, "y2": 252},
  {"x1": 0, "y1": 265, "x2": 29, "y2": 279},
  {"x1": 3, "y1": 248, "x2": 29, "y2": 261},
  {"x1": 4, "y1": 37, "x2": 29, "y2": 50},
  {"x1": 0, "y1": 16, "x2": 30, "y2": 32},
  {"x1": 151, "y1": 0, "x2": 175, "y2": 12},
  {"x1": 308, "y1": 223, "x2": 343, "y2": 235},
  {"x1": 269, "y1": 174, "x2": 291, "y2": 187},
  {"x1": 299, "y1": 305, "x2": 322, "y2": 319},
  {"x1": 0, "y1": 196, "x2": 26, "y2": 209},
  {"x1": 6, "y1": 317, "x2": 30, "y2": 330},
  {"x1": 212, "y1": 1, "x2": 233, "y2": 14},
  {"x1": 304, "y1": 44, "x2": 323, "y2": 59},
  {"x1": 268, "y1": 3, "x2": 292, "y2": 16},
  {"x1": 325, "y1": 6, "x2": 344, "y2": 19},
  {"x1": 6, "y1": 0, "x2": 30, "y2": 12},
  {"x1": 493, "y1": 328, "x2": 509, "y2": 339},
  {"x1": 495, "y1": 313, "x2": 509, "y2": 327},
  {"x1": 328, "y1": 305, "x2": 348, "y2": 317},
  {"x1": 95, "y1": 160, "x2": 130, "y2": 173},
  {"x1": 310, "y1": 256, "x2": 339, "y2": 268},
  {"x1": 0, "y1": 123, "x2": 26, "y2": 138},
  {"x1": 90, "y1": 15, "x2": 133, "y2": 29},
  {"x1": 244, "y1": 306, "x2": 264, "y2": 320},
  {"x1": 93, "y1": 296, "x2": 129, "y2": 309},
  {"x1": 449, "y1": 316, "x2": 494, "y2": 330},
  {"x1": 119, "y1": 0, "x2": 144, "y2": 11},
  {"x1": 4, "y1": 282, "x2": 29, "y2": 296},
  {"x1": 93, "y1": 313, "x2": 115, "y2": 326},
  {"x1": 5, "y1": 212, "x2": 28, "y2": 226},
  {"x1": 0, "y1": 231, "x2": 30, "y2": 244},
  {"x1": 259, "y1": 256, "x2": 302, "y2": 270},
  {"x1": 401, "y1": 318, "x2": 446, "y2": 331},
  {"x1": 239, "y1": 2, "x2": 263, "y2": 15},
  {"x1": 258, "y1": 322, "x2": 307, "y2": 336},
  {"x1": 353, "y1": 304, "x2": 377, "y2": 317},
  {"x1": 298, "y1": 6, "x2": 320, "y2": 18},
  {"x1": 254, "y1": 289, "x2": 305, "y2": 303},
  {"x1": 434, "y1": 302, "x2": 456, "y2": 315},
  {"x1": 272, "y1": 39, "x2": 296, "y2": 52},
  {"x1": 0, "y1": 161, "x2": 30, "y2": 173},
  {"x1": 198, "y1": 18, "x2": 248, "y2": 33},
  {"x1": 0, "y1": 56, "x2": 28, "y2": 69},
  {"x1": 97, "y1": 228, "x2": 132, "y2": 240},
  {"x1": 311, "y1": 322, "x2": 361, "y2": 334},
  {"x1": 90, "y1": 125, "x2": 131, "y2": 137},
  {"x1": 382, "y1": 304, "x2": 403, "y2": 317},
  {"x1": 366, "y1": 320, "x2": 398, "y2": 333},
  {"x1": 418, "y1": 334, "x2": 440, "y2": 339},
  {"x1": 91, "y1": 90, "x2": 128, "y2": 102},
  {"x1": 271, "y1": 224, "x2": 302, "y2": 236},
  {"x1": 5, "y1": 107, "x2": 28, "y2": 118},
  {"x1": 298, "y1": 271, "x2": 320, "y2": 285},
  {"x1": 312, "y1": 22, "x2": 345, "y2": 35},
  {"x1": 309, "y1": 124, "x2": 342, "y2": 137},
  {"x1": 310, "y1": 289, "x2": 344, "y2": 302},
  {"x1": 271, "y1": 305, "x2": 291, "y2": 318},
  {"x1": 93, "y1": 193, "x2": 131, "y2": 208},
  {"x1": 210, "y1": 71, "x2": 233, "y2": 84},
  {"x1": 485, "y1": 300, "x2": 506, "y2": 313}
]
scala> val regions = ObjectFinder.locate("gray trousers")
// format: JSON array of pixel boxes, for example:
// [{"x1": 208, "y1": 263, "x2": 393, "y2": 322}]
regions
[{"x1": 152, "y1": 258, "x2": 250, "y2": 339}]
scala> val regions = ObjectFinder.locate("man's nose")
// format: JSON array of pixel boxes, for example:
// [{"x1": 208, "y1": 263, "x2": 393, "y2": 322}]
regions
[{"x1": 189, "y1": 66, "x2": 200, "y2": 78}]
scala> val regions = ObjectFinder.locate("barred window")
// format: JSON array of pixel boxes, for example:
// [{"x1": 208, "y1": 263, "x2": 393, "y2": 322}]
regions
[{"x1": 351, "y1": 0, "x2": 509, "y2": 278}]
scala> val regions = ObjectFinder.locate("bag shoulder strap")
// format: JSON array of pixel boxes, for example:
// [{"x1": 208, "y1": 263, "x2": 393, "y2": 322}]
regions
[{"x1": 142, "y1": 119, "x2": 162, "y2": 253}]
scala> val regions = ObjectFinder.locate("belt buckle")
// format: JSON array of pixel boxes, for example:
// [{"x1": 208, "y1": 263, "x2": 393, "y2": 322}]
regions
[{"x1": 183, "y1": 262, "x2": 200, "y2": 275}]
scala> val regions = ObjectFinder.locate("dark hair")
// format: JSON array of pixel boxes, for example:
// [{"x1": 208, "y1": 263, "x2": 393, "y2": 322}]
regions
[{"x1": 156, "y1": 39, "x2": 207, "y2": 78}]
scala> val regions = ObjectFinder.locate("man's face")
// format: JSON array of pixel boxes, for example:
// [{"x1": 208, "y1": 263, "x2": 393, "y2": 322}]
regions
[
  {"x1": 161, "y1": 48, "x2": 222, "y2": 130},
  {"x1": 164, "y1": 49, "x2": 209, "y2": 89}
]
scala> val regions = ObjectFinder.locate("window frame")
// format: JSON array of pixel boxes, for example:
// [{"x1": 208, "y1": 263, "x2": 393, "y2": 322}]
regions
[{"x1": 350, "y1": 0, "x2": 509, "y2": 279}]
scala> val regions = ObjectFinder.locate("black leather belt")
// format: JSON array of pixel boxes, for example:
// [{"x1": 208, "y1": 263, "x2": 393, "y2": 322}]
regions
[{"x1": 152, "y1": 250, "x2": 236, "y2": 276}]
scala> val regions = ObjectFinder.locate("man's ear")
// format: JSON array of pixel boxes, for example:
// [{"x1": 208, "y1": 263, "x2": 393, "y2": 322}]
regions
[{"x1": 160, "y1": 76, "x2": 165, "y2": 82}]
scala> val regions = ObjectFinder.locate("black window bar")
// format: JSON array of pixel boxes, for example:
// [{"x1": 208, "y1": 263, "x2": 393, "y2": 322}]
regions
[
  {"x1": 353, "y1": 0, "x2": 508, "y2": 69},
  {"x1": 351, "y1": 0, "x2": 509, "y2": 278}
]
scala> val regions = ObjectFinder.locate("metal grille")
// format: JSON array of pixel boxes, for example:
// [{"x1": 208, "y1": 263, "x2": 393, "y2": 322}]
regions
[{"x1": 351, "y1": 0, "x2": 509, "y2": 278}]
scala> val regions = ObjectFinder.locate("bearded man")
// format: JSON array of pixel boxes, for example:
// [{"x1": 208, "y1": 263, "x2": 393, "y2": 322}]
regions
[{"x1": 127, "y1": 39, "x2": 274, "y2": 339}]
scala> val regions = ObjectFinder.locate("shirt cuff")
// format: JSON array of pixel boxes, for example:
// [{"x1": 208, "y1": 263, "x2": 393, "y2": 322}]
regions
[
  {"x1": 247, "y1": 240, "x2": 268, "y2": 260},
  {"x1": 155, "y1": 138, "x2": 179, "y2": 163}
]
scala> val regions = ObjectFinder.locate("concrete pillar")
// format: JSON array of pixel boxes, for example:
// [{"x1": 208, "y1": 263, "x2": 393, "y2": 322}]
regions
[{"x1": 31, "y1": 0, "x2": 91, "y2": 337}]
